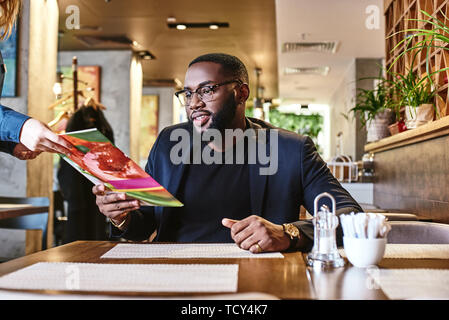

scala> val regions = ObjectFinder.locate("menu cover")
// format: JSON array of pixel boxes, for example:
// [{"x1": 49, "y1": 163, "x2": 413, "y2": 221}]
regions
[{"x1": 59, "y1": 128, "x2": 183, "y2": 207}]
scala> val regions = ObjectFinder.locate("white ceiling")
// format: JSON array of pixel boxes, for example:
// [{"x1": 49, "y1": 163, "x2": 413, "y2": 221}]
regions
[
  {"x1": 275, "y1": 0, "x2": 385, "y2": 106},
  {"x1": 58, "y1": 0, "x2": 386, "y2": 107},
  {"x1": 58, "y1": 0, "x2": 279, "y2": 101}
]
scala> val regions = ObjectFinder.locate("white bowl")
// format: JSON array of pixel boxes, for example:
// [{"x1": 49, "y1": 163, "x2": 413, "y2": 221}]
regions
[{"x1": 343, "y1": 237, "x2": 387, "y2": 268}]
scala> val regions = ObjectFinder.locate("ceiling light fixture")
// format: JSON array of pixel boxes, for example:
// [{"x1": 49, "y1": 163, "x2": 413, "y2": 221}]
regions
[
  {"x1": 138, "y1": 50, "x2": 156, "y2": 60},
  {"x1": 168, "y1": 22, "x2": 229, "y2": 29},
  {"x1": 284, "y1": 66, "x2": 330, "y2": 76}
]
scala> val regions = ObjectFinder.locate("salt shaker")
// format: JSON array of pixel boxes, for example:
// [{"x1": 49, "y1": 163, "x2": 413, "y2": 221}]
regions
[{"x1": 307, "y1": 192, "x2": 345, "y2": 269}]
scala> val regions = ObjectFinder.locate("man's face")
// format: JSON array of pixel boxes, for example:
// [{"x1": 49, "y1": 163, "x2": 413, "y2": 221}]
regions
[{"x1": 184, "y1": 62, "x2": 240, "y2": 133}]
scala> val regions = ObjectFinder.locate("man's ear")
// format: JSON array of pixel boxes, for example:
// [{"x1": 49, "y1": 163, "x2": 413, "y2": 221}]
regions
[{"x1": 237, "y1": 83, "x2": 250, "y2": 104}]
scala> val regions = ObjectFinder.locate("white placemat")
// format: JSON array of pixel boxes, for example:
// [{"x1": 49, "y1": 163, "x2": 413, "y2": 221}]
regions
[
  {"x1": 375, "y1": 269, "x2": 449, "y2": 299},
  {"x1": 0, "y1": 262, "x2": 239, "y2": 293},
  {"x1": 339, "y1": 244, "x2": 449, "y2": 259},
  {"x1": 101, "y1": 243, "x2": 284, "y2": 259},
  {"x1": 0, "y1": 290, "x2": 277, "y2": 300}
]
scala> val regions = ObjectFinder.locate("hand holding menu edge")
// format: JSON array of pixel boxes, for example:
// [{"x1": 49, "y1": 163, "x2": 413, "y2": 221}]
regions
[
  {"x1": 20, "y1": 118, "x2": 73, "y2": 155},
  {"x1": 93, "y1": 183, "x2": 139, "y2": 229}
]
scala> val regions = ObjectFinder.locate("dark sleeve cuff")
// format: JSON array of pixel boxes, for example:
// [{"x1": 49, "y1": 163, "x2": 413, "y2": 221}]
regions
[
  {"x1": 108, "y1": 209, "x2": 156, "y2": 241},
  {"x1": 292, "y1": 220, "x2": 314, "y2": 252},
  {"x1": 0, "y1": 141, "x2": 17, "y2": 155}
]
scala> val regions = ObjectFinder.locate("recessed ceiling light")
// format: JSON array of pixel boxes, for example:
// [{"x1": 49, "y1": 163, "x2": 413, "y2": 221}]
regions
[
  {"x1": 284, "y1": 66, "x2": 330, "y2": 76},
  {"x1": 167, "y1": 17, "x2": 177, "y2": 23},
  {"x1": 168, "y1": 22, "x2": 229, "y2": 29},
  {"x1": 138, "y1": 50, "x2": 156, "y2": 60}
]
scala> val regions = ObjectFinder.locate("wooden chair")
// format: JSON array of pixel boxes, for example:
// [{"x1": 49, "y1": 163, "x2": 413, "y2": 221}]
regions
[
  {"x1": 387, "y1": 221, "x2": 449, "y2": 244},
  {"x1": 0, "y1": 196, "x2": 49, "y2": 251}
]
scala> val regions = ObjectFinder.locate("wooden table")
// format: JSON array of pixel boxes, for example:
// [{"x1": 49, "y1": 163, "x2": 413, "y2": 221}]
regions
[
  {"x1": 0, "y1": 204, "x2": 49, "y2": 220},
  {"x1": 0, "y1": 241, "x2": 448, "y2": 299},
  {"x1": 0, "y1": 241, "x2": 314, "y2": 299}
]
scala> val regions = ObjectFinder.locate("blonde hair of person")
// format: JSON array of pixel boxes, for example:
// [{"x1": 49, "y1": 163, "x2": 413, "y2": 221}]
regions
[{"x1": 0, "y1": 0, "x2": 22, "y2": 40}]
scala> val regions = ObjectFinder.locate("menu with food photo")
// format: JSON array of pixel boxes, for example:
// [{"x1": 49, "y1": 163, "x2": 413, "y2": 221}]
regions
[{"x1": 59, "y1": 128, "x2": 183, "y2": 207}]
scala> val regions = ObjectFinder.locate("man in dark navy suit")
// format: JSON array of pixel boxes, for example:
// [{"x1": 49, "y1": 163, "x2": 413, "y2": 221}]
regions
[{"x1": 93, "y1": 53, "x2": 362, "y2": 253}]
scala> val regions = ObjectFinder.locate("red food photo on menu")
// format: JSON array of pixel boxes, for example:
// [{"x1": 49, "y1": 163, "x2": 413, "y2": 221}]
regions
[{"x1": 61, "y1": 135, "x2": 147, "y2": 182}]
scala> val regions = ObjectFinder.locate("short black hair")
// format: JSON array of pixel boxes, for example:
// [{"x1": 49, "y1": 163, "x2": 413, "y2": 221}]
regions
[{"x1": 188, "y1": 53, "x2": 249, "y2": 84}]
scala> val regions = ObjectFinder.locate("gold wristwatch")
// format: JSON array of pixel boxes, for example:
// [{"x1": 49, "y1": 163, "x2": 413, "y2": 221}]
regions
[
  {"x1": 283, "y1": 223, "x2": 300, "y2": 250},
  {"x1": 110, "y1": 217, "x2": 127, "y2": 229}
]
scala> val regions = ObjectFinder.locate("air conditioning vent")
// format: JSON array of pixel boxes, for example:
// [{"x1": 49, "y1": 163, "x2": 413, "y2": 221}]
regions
[
  {"x1": 284, "y1": 66, "x2": 330, "y2": 76},
  {"x1": 282, "y1": 41, "x2": 339, "y2": 54}
]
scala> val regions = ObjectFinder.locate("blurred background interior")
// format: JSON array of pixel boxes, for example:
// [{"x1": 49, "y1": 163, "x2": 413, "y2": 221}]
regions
[{"x1": 1, "y1": 0, "x2": 449, "y2": 261}]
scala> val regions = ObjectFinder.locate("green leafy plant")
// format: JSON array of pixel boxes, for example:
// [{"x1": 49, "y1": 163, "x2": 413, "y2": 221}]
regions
[
  {"x1": 246, "y1": 107, "x2": 324, "y2": 153},
  {"x1": 391, "y1": 66, "x2": 436, "y2": 108},
  {"x1": 347, "y1": 77, "x2": 396, "y2": 127},
  {"x1": 387, "y1": 45, "x2": 439, "y2": 119},
  {"x1": 389, "y1": 10, "x2": 449, "y2": 101},
  {"x1": 269, "y1": 109, "x2": 323, "y2": 153}
]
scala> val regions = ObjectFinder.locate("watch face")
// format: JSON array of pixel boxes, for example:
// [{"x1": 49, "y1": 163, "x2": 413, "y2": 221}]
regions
[{"x1": 285, "y1": 224, "x2": 299, "y2": 238}]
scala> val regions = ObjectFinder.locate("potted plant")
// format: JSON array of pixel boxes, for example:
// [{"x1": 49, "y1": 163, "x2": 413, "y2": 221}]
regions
[
  {"x1": 391, "y1": 66, "x2": 437, "y2": 129},
  {"x1": 389, "y1": 10, "x2": 449, "y2": 128},
  {"x1": 348, "y1": 78, "x2": 395, "y2": 142}
]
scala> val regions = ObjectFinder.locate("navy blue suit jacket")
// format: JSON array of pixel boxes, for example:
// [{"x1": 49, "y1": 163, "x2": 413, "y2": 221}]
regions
[{"x1": 112, "y1": 117, "x2": 362, "y2": 250}]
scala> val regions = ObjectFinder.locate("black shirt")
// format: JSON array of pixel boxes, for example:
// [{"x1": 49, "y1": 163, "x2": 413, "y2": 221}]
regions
[{"x1": 172, "y1": 142, "x2": 251, "y2": 242}]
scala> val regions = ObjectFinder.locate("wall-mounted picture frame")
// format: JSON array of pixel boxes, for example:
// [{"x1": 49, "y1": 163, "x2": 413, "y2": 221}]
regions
[{"x1": 61, "y1": 65, "x2": 101, "y2": 102}]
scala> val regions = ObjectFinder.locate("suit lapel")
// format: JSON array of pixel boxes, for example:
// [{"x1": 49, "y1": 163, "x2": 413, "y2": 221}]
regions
[{"x1": 157, "y1": 138, "x2": 192, "y2": 217}]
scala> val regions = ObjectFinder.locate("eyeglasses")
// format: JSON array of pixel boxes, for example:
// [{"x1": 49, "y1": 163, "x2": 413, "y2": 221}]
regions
[{"x1": 175, "y1": 80, "x2": 242, "y2": 106}]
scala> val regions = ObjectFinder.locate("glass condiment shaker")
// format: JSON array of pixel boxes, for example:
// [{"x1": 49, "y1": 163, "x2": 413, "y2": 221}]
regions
[{"x1": 307, "y1": 192, "x2": 345, "y2": 269}]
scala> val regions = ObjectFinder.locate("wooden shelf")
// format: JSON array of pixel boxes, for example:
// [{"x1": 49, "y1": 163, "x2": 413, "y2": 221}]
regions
[{"x1": 365, "y1": 116, "x2": 449, "y2": 153}]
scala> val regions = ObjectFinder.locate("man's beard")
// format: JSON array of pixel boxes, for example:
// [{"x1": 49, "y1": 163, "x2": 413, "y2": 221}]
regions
[{"x1": 188, "y1": 94, "x2": 238, "y2": 133}]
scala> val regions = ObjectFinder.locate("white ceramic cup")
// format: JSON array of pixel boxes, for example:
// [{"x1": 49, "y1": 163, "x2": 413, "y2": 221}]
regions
[{"x1": 343, "y1": 237, "x2": 387, "y2": 268}]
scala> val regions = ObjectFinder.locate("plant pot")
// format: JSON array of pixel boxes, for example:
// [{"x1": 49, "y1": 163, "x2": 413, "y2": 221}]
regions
[
  {"x1": 366, "y1": 109, "x2": 394, "y2": 142},
  {"x1": 405, "y1": 104, "x2": 434, "y2": 129},
  {"x1": 388, "y1": 120, "x2": 407, "y2": 135}
]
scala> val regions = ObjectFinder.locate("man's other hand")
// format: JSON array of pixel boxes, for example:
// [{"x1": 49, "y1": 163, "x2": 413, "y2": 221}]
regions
[
  {"x1": 222, "y1": 215, "x2": 290, "y2": 253},
  {"x1": 92, "y1": 184, "x2": 140, "y2": 228}
]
